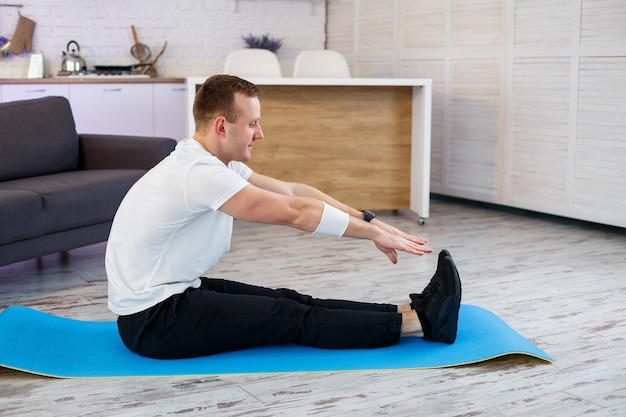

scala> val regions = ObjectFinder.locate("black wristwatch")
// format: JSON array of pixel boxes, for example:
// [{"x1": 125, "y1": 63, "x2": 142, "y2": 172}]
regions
[{"x1": 361, "y1": 210, "x2": 376, "y2": 222}]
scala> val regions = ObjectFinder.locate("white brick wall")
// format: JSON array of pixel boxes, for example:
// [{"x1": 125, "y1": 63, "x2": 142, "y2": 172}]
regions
[{"x1": 0, "y1": 0, "x2": 326, "y2": 78}]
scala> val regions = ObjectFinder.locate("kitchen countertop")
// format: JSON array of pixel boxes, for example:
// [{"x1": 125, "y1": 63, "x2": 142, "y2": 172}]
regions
[{"x1": 0, "y1": 77, "x2": 186, "y2": 84}]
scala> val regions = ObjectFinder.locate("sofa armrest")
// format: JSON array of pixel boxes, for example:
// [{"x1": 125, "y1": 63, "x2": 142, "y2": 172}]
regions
[{"x1": 78, "y1": 134, "x2": 177, "y2": 170}]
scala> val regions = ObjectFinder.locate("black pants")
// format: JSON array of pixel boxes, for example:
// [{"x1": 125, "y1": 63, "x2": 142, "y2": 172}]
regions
[{"x1": 117, "y1": 277, "x2": 402, "y2": 359}]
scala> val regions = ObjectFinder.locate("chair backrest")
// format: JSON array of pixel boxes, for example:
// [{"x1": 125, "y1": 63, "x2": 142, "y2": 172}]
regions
[
  {"x1": 223, "y1": 49, "x2": 283, "y2": 78},
  {"x1": 293, "y1": 50, "x2": 351, "y2": 78}
]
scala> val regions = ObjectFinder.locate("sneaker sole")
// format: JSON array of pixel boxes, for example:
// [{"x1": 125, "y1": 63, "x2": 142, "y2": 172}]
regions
[{"x1": 435, "y1": 256, "x2": 462, "y2": 344}]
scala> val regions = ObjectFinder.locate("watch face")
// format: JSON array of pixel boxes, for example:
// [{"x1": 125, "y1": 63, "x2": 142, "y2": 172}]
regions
[{"x1": 363, "y1": 210, "x2": 376, "y2": 222}]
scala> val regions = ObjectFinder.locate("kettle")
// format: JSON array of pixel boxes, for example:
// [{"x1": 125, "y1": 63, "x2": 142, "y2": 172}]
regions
[{"x1": 61, "y1": 40, "x2": 87, "y2": 73}]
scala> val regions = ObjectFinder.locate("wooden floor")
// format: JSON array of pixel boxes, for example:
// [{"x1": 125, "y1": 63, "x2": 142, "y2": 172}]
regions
[{"x1": 1, "y1": 197, "x2": 625, "y2": 416}]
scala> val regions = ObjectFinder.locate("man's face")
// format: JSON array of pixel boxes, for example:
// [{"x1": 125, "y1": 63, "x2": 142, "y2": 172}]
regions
[{"x1": 224, "y1": 92, "x2": 263, "y2": 163}]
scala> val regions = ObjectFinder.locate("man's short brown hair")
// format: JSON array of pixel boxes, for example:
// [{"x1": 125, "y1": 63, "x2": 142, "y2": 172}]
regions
[{"x1": 193, "y1": 75, "x2": 260, "y2": 132}]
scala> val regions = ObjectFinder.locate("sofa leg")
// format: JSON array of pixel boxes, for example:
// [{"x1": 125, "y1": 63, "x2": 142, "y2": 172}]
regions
[{"x1": 60, "y1": 251, "x2": 70, "y2": 264}]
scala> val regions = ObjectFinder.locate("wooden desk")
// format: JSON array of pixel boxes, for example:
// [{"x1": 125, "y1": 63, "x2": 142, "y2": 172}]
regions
[{"x1": 186, "y1": 77, "x2": 432, "y2": 221}]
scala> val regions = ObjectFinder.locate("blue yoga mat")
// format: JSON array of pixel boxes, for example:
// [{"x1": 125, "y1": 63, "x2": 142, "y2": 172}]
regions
[{"x1": 0, "y1": 304, "x2": 552, "y2": 378}]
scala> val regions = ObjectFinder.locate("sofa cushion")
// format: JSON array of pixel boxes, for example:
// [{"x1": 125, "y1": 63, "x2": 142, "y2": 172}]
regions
[
  {"x1": 0, "y1": 96, "x2": 79, "y2": 182},
  {"x1": 0, "y1": 189, "x2": 46, "y2": 245},
  {"x1": 0, "y1": 169, "x2": 145, "y2": 235}
]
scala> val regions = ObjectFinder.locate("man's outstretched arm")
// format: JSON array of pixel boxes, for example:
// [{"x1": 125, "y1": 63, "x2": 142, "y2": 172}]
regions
[{"x1": 220, "y1": 177, "x2": 431, "y2": 263}]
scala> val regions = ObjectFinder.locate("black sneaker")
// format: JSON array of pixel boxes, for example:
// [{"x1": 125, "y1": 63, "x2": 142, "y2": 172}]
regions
[
  {"x1": 409, "y1": 249, "x2": 450, "y2": 311},
  {"x1": 410, "y1": 251, "x2": 461, "y2": 344}
]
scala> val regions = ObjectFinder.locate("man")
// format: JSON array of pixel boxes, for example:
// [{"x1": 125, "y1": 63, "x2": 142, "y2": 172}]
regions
[{"x1": 106, "y1": 74, "x2": 461, "y2": 359}]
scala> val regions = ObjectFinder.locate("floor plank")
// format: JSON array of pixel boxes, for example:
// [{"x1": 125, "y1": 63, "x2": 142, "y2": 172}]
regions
[{"x1": 1, "y1": 197, "x2": 625, "y2": 416}]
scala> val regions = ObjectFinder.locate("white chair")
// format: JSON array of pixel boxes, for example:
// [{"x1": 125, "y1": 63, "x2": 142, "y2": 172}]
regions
[
  {"x1": 293, "y1": 50, "x2": 351, "y2": 78},
  {"x1": 223, "y1": 49, "x2": 283, "y2": 78}
]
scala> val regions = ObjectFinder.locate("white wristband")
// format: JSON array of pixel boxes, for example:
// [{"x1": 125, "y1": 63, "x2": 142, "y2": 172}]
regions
[{"x1": 313, "y1": 202, "x2": 349, "y2": 237}]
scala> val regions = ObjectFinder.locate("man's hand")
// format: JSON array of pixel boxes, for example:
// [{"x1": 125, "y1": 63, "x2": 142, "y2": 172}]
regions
[
  {"x1": 371, "y1": 218, "x2": 428, "y2": 246},
  {"x1": 373, "y1": 230, "x2": 432, "y2": 264}
]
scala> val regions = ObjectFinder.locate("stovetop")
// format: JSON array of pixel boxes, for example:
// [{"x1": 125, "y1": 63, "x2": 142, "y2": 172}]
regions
[
  {"x1": 57, "y1": 67, "x2": 150, "y2": 78},
  {"x1": 63, "y1": 72, "x2": 150, "y2": 78}
]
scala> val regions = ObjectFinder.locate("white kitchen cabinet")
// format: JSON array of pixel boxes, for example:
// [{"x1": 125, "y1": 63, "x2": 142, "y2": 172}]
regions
[
  {"x1": 68, "y1": 83, "x2": 154, "y2": 136},
  {"x1": 1, "y1": 84, "x2": 70, "y2": 103},
  {"x1": 332, "y1": 1, "x2": 626, "y2": 228},
  {"x1": 1, "y1": 80, "x2": 187, "y2": 139},
  {"x1": 154, "y1": 83, "x2": 187, "y2": 140}
]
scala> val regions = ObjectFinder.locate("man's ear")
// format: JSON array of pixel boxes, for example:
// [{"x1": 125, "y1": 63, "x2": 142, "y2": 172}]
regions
[{"x1": 213, "y1": 116, "x2": 227, "y2": 137}]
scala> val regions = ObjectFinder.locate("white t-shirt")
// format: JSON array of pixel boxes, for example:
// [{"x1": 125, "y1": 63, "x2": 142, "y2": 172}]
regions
[{"x1": 106, "y1": 138, "x2": 253, "y2": 316}]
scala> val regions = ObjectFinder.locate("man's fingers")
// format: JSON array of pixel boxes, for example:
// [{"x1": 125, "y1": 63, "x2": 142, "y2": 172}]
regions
[
  {"x1": 414, "y1": 244, "x2": 432, "y2": 254},
  {"x1": 386, "y1": 249, "x2": 398, "y2": 264}
]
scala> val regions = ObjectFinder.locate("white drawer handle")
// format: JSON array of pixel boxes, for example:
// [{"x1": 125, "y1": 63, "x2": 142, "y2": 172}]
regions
[
  {"x1": 26, "y1": 89, "x2": 47, "y2": 93},
  {"x1": 103, "y1": 88, "x2": 122, "y2": 92}
]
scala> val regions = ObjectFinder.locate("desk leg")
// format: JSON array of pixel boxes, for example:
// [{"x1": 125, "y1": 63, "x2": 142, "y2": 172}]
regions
[{"x1": 410, "y1": 84, "x2": 432, "y2": 223}]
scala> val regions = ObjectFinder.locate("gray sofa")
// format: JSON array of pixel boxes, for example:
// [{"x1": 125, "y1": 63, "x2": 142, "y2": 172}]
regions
[{"x1": 0, "y1": 96, "x2": 177, "y2": 267}]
